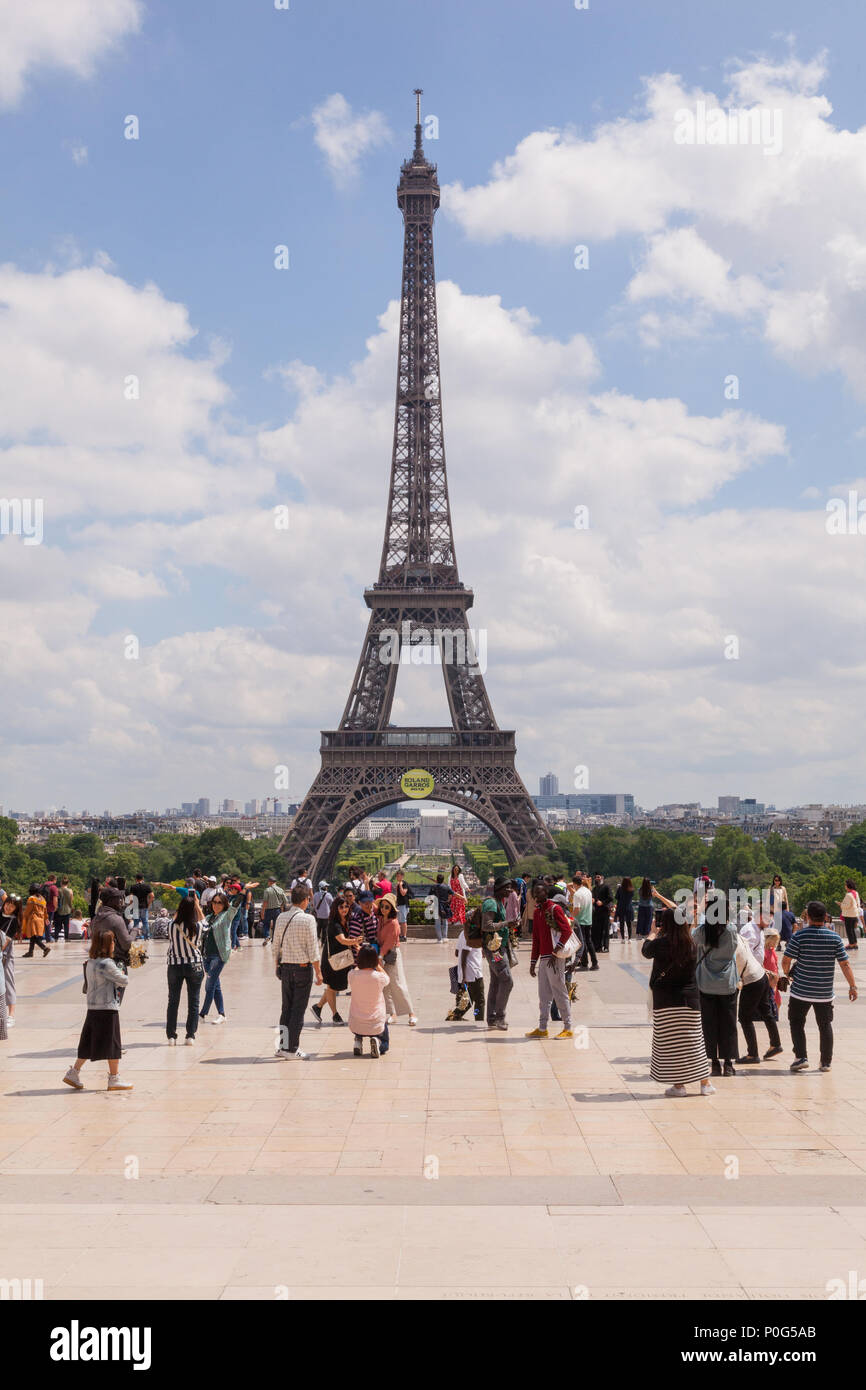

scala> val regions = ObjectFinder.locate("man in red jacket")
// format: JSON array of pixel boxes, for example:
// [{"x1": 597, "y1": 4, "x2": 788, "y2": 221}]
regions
[{"x1": 526, "y1": 881, "x2": 574, "y2": 1040}]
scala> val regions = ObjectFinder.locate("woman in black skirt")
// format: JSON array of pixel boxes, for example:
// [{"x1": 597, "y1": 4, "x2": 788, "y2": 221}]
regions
[
  {"x1": 311, "y1": 896, "x2": 356, "y2": 1026},
  {"x1": 62, "y1": 930, "x2": 133, "y2": 1092}
]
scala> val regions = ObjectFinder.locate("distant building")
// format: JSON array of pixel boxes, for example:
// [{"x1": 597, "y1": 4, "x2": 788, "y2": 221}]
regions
[
  {"x1": 197, "y1": 797, "x2": 211, "y2": 817},
  {"x1": 221, "y1": 800, "x2": 240, "y2": 814},
  {"x1": 539, "y1": 772, "x2": 559, "y2": 798},
  {"x1": 718, "y1": 796, "x2": 740, "y2": 816},
  {"x1": 533, "y1": 793, "x2": 634, "y2": 816},
  {"x1": 419, "y1": 808, "x2": 450, "y2": 851}
]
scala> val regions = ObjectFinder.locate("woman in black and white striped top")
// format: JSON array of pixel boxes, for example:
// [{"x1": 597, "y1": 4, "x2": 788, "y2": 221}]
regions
[{"x1": 166, "y1": 897, "x2": 204, "y2": 1045}]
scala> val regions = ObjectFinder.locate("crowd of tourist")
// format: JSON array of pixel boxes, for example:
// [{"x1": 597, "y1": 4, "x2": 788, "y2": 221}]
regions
[{"x1": 0, "y1": 861, "x2": 860, "y2": 1093}]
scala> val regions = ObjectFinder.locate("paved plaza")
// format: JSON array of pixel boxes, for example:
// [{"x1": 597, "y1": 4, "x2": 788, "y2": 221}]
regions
[{"x1": 3, "y1": 936, "x2": 866, "y2": 1300}]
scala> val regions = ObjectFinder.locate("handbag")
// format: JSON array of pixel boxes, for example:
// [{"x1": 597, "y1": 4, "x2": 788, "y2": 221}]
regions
[
  {"x1": 547, "y1": 905, "x2": 580, "y2": 960},
  {"x1": 326, "y1": 930, "x2": 354, "y2": 973}
]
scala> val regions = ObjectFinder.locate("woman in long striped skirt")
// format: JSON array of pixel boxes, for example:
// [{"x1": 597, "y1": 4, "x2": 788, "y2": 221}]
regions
[{"x1": 642, "y1": 906, "x2": 714, "y2": 1098}]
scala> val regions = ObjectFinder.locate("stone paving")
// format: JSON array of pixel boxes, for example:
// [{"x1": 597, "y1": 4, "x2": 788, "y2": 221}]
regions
[{"x1": 2, "y1": 934, "x2": 866, "y2": 1298}]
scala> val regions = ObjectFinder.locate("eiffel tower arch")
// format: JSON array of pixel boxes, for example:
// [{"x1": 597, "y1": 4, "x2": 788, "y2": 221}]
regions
[{"x1": 279, "y1": 92, "x2": 555, "y2": 882}]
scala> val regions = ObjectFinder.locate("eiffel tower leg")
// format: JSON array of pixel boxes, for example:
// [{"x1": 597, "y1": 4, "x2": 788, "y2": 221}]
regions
[
  {"x1": 437, "y1": 610, "x2": 496, "y2": 730},
  {"x1": 340, "y1": 606, "x2": 403, "y2": 731}
]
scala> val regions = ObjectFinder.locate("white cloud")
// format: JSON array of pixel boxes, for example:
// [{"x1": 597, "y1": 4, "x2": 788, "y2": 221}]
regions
[
  {"x1": 444, "y1": 53, "x2": 866, "y2": 395},
  {"x1": 0, "y1": 0, "x2": 142, "y2": 108},
  {"x1": 0, "y1": 261, "x2": 273, "y2": 518},
  {"x1": 310, "y1": 92, "x2": 391, "y2": 181}
]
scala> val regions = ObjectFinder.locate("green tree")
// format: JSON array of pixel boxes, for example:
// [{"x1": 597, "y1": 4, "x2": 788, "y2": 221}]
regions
[
  {"x1": 658, "y1": 873, "x2": 694, "y2": 899},
  {"x1": 512, "y1": 853, "x2": 565, "y2": 880},
  {"x1": 582, "y1": 827, "x2": 635, "y2": 877},
  {"x1": 184, "y1": 828, "x2": 247, "y2": 875},
  {"x1": 834, "y1": 823, "x2": 866, "y2": 873},
  {"x1": 552, "y1": 830, "x2": 584, "y2": 875},
  {"x1": 791, "y1": 865, "x2": 866, "y2": 915},
  {"x1": 707, "y1": 827, "x2": 767, "y2": 891},
  {"x1": 0, "y1": 816, "x2": 19, "y2": 848}
]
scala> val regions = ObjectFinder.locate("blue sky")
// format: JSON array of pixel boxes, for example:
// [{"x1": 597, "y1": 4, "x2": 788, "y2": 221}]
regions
[
  {"x1": 6, "y1": 0, "x2": 861, "y2": 453},
  {"x1": 2, "y1": 0, "x2": 866, "y2": 813}
]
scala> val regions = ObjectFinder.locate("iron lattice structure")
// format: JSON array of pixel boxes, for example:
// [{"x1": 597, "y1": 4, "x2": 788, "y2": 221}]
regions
[{"x1": 279, "y1": 95, "x2": 555, "y2": 880}]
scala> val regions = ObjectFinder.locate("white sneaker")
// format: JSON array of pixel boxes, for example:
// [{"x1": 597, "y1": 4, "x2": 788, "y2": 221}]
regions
[
  {"x1": 700, "y1": 1081, "x2": 716, "y2": 1095},
  {"x1": 107, "y1": 1075, "x2": 133, "y2": 1091},
  {"x1": 6, "y1": 1017, "x2": 14, "y2": 1028},
  {"x1": 665, "y1": 1084, "x2": 688, "y2": 1098},
  {"x1": 292, "y1": 1049, "x2": 309, "y2": 1060},
  {"x1": 408, "y1": 1015, "x2": 418, "y2": 1026},
  {"x1": 184, "y1": 1036, "x2": 195, "y2": 1046},
  {"x1": 210, "y1": 1014, "x2": 226, "y2": 1025},
  {"x1": 167, "y1": 1037, "x2": 177, "y2": 1046},
  {"x1": 62, "y1": 1067, "x2": 83, "y2": 1090}
]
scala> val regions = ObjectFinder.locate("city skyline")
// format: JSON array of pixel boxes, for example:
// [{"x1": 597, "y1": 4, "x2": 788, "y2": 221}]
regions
[{"x1": 16, "y1": 789, "x2": 866, "y2": 821}]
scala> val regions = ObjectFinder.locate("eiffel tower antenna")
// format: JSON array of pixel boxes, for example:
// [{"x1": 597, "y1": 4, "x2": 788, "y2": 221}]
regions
[
  {"x1": 279, "y1": 98, "x2": 555, "y2": 879},
  {"x1": 414, "y1": 87, "x2": 423, "y2": 156}
]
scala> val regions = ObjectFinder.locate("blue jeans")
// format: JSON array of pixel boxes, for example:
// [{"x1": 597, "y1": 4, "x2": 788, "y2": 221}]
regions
[
  {"x1": 434, "y1": 915, "x2": 448, "y2": 942},
  {"x1": 138, "y1": 908, "x2": 150, "y2": 940},
  {"x1": 235, "y1": 907, "x2": 248, "y2": 940},
  {"x1": 200, "y1": 955, "x2": 225, "y2": 1017},
  {"x1": 354, "y1": 1021, "x2": 390, "y2": 1054},
  {"x1": 230, "y1": 908, "x2": 242, "y2": 949}
]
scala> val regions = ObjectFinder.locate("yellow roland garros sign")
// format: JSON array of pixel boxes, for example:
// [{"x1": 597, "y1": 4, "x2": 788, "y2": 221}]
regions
[{"x1": 400, "y1": 768, "x2": 435, "y2": 799}]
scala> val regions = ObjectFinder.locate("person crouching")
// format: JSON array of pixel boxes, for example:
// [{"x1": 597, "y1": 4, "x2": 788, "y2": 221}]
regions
[{"x1": 348, "y1": 943, "x2": 390, "y2": 1058}]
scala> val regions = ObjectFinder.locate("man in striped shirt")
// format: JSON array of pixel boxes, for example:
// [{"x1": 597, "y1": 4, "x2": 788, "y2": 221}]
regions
[
  {"x1": 783, "y1": 900, "x2": 858, "y2": 1072},
  {"x1": 349, "y1": 890, "x2": 379, "y2": 945}
]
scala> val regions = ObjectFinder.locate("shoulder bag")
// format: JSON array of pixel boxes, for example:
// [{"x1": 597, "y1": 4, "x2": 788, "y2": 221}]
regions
[{"x1": 326, "y1": 926, "x2": 354, "y2": 973}]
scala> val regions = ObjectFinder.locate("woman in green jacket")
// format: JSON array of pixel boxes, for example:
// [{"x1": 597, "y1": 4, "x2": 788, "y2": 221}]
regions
[{"x1": 199, "y1": 892, "x2": 234, "y2": 1025}]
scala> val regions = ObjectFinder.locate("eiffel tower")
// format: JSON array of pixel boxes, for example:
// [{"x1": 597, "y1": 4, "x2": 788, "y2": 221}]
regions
[{"x1": 279, "y1": 93, "x2": 555, "y2": 880}]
